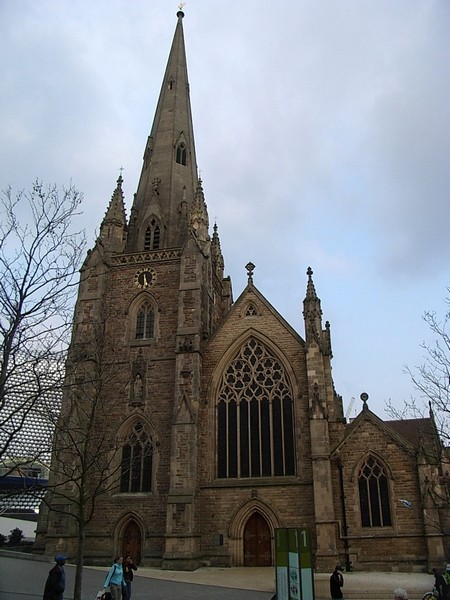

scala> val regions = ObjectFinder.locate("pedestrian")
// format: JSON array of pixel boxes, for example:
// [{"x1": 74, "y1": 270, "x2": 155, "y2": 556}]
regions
[
  {"x1": 330, "y1": 565, "x2": 344, "y2": 599},
  {"x1": 104, "y1": 556, "x2": 125, "y2": 600},
  {"x1": 394, "y1": 588, "x2": 408, "y2": 600},
  {"x1": 123, "y1": 555, "x2": 138, "y2": 599},
  {"x1": 445, "y1": 565, "x2": 450, "y2": 586},
  {"x1": 433, "y1": 568, "x2": 448, "y2": 600},
  {"x1": 43, "y1": 553, "x2": 68, "y2": 600}
]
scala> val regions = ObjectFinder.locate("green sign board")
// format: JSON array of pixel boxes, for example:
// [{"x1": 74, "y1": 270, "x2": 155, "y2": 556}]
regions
[{"x1": 275, "y1": 528, "x2": 314, "y2": 600}]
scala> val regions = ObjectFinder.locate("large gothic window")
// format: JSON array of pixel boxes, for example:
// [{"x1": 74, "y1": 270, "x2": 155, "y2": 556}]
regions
[
  {"x1": 120, "y1": 422, "x2": 153, "y2": 493},
  {"x1": 144, "y1": 219, "x2": 161, "y2": 250},
  {"x1": 217, "y1": 338, "x2": 296, "y2": 479},
  {"x1": 358, "y1": 455, "x2": 392, "y2": 527},
  {"x1": 135, "y1": 302, "x2": 154, "y2": 340}
]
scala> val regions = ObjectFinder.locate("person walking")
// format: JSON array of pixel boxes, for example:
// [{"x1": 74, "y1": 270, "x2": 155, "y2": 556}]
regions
[
  {"x1": 433, "y1": 568, "x2": 448, "y2": 600},
  {"x1": 123, "y1": 555, "x2": 138, "y2": 599},
  {"x1": 43, "y1": 554, "x2": 68, "y2": 600},
  {"x1": 104, "y1": 556, "x2": 125, "y2": 600},
  {"x1": 445, "y1": 565, "x2": 450, "y2": 586},
  {"x1": 330, "y1": 565, "x2": 344, "y2": 599}
]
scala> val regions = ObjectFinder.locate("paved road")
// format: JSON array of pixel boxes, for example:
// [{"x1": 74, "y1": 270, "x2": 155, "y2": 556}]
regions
[{"x1": 0, "y1": 555, "x2": 274, "y2": 600}]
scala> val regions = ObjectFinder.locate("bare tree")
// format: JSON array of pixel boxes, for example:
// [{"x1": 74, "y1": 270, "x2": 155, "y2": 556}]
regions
[
  {"x1": 387, "y1": 290, "x2": 450, "y2": 536},
  {"x1": 0, "y1": 181, "x2": 85, "y2": 469},
  {"x1": 41, "y1": 314, "x2": 156, "y2": 600},
  {"x1": 387, "y1": 290, "x2": 450, "y2": 443}
]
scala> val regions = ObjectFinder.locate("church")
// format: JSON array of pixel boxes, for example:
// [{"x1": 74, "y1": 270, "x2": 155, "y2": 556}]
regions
[{"x1": 36, "y1": 10, "x2": 450, "y2": 572}]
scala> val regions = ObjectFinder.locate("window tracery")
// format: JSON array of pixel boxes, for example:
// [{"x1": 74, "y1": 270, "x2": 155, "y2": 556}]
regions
[
  {"x1": 245, "y1": 303, "x2": 258, "y2": 317},
  {"x1": 144, "y1": 218, "x2": 161, "y2": 250},
  {"x1": 135, "y1": 302, "x2": 154, "y2": 340},
  {"x1": 358, "y1": 455, "x2": 392, "y2": 527},
  {"x1": 217, "y1": 338, "x2": 295, "y2": 479},
  {"x1": 176, "y1": 143, "x2": 187, "y2": 166},
  {"x1": 120, "y1": 421, "x2": 153, "y2": 493}
]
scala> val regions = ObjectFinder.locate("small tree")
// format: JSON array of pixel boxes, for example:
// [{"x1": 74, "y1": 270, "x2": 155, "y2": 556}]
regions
[
  {"x1": 0, "y1": 181, "x2": 85, "y2": 470},
  {"x1": 42, "y1": 314, "x2": 156, "y2": 600},
  {"x1": 8, "y1": 527, "x2": 24, "y2": 546}
]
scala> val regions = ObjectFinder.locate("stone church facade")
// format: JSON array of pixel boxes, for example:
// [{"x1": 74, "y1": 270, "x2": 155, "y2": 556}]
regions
[{"x1": 36, "y1": 11, "x2": 450, "y2": 572}]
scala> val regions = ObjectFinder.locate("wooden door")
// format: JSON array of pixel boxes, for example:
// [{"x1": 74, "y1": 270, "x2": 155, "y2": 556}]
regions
[
  {"x1": 122, "y1": 520, "x2": 142, "y2": 565},
  {"x1": 243, "y1": 512, "x2": 271, "y2": 566}
]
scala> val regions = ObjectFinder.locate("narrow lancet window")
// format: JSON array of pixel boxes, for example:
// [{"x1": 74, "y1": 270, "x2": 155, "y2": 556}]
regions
[
  {"x1": 135, "y1": 303, "x2": 154, "y2": 340},
  {"x1": 144, "y1": 219, "x2": 161, "y2": 250},
  {"x1": 176, "y1": 143, "x2": 187, "y2": 166}
]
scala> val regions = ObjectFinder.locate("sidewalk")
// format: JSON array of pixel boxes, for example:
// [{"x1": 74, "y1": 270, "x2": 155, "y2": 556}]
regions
[
  {"x1": 135, "y1": 565, "x2": 433, "y2": 599},
  {"x1": 0, "y1": 550, "x2": 434, "y2": 600}
]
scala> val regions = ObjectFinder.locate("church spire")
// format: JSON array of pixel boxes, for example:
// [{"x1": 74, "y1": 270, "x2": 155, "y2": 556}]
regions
[
  {"x1": 126, "y1": 9, "x2": 199, "y2": 252},
  {"x1": 99, "y1": 174, "x2": 127, "y2": 252}
]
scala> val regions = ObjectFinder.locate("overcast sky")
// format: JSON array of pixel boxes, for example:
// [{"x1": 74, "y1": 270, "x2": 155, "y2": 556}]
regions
[{"x1": 1, "y1": 0, "x2": 449, "y2": 418}]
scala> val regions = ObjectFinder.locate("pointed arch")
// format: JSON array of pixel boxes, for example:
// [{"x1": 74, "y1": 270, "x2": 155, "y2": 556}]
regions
[
  {"x1": 143, "y1": 217, "x2": 161, "y2": 250},
  {"x1": 356, "y1": 453, "x2": 393, "y2": 528},
  {"x1": 213, "y1": 333, "x2": 297, "y2": 479},
  {"x1": 228, "y1": 497, "x2": 281, "y2": 566},
  {"x1": 115, "y1": 511, "x2": 145, "y2": 565},
  {"x1": 244, "y1": 302, "x2": 259, "y2": 317},
  {"x1": 174, "y1": 132, "x2": 188, "y2": 167},
  {"x1": 127, "y1": 293, "x2": 159, "y2": 344},
  {"x1": 176, "y1": 143, "x2": 187, "y2": 166},
  {"x1": 118, "y1": 418, "x2": 157, "y2": 494}
]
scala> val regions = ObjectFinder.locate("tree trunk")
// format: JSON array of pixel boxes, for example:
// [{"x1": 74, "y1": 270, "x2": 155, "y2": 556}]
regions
[{"x1": 73, "y1": 506, "x2": 86, "y2": 600}]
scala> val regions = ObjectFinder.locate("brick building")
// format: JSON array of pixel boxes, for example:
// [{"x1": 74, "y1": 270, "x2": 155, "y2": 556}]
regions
[{"x1": 36, "y1": 10, "x2": 450, "y2": 572}]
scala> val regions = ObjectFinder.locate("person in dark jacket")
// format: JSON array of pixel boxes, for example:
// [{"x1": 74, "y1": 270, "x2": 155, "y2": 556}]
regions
[
  {"x1": 330, "y1": 565, "x2": 344, "y2": 599},
  {"x1": 123, "y1": 555, "x2": 138, "y2": 599},
  {"x1": 43, "y1": 554, "x2": 68, "y2": 600},
  {"x1": 433, "y1": 568, "x2": 448, "y2": 600}
]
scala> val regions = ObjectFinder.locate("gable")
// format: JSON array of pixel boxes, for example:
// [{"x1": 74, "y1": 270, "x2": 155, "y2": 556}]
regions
[
  {"x1": 209, "y1": 283, "x2": 305, "y2": 349},
  {"x1": 332, "y1": 409, "x2": 417, "y2": 460}
]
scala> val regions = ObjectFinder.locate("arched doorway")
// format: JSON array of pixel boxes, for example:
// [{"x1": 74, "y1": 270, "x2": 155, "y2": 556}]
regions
[
  {"x1": 243, "y1": 512, "x2": 271, "y2": 566},
  {"x1": 122, "y1": 519, "x2": 142, "y2": 564}
]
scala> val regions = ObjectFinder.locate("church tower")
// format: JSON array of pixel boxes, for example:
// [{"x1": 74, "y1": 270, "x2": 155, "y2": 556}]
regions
[
  {"x1": 39, "y1": 9, "x2": 232, "y2": 569},
  {"x1": 37, "y1": 9, "x2": 445, "y2": 575}
]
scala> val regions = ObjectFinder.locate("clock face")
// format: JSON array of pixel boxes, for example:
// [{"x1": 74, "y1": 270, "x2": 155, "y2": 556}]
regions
[{"x1": 134, "y1": 268, "x2": 156, "y2": 289}]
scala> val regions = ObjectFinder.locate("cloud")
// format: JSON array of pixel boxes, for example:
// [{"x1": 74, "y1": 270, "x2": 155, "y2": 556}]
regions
[{"x1": 1, "y1": 0, "x2": 449, "y2": 417}]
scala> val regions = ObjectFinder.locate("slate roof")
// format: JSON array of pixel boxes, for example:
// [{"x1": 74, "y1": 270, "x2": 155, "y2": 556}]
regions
[{"x1": 388, "y1": 417, "x2": 436, "y2": 449}]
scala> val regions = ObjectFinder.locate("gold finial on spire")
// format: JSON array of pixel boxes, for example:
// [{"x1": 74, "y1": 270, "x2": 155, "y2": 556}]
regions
[{"x1": 178, "y1": 3, "x2": 185, "y2": 11}]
